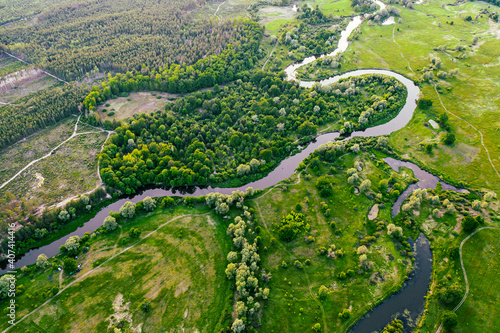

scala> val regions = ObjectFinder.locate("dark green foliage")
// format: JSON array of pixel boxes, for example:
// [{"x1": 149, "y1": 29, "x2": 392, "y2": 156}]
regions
[
  {"x1": 63, "y1": 257, "x2": 77, "y2": 273},
  {"x1": 437, "y1": 284, "x2": 463, "y2": 305},
  {"x1": 441, "y1": 311, "x2": 458, "y2": 329},
  {"x1": 442, "y1": 132, "x2": 455, "y2": 146},
  {"x1": 129, "y1": 228, "x2": 141, "y2": 238},
  {"x1": 316, "y1": 176, "x2": 334, "y2": 197},
  {"x1": 417, "y1": 98, "x2": 433, "y2": 110},
  {"x1": 462, "y1": 215, "x2": 478, "y2": 232},
  {"x1": 275, "y1": 211, "x2": 308, "y2": 242},
  {"x1": 0, "y1": 1, "x2": 261, "y2": 81},
  {"x1": 0, "y1": 84, "x2": 89, "y2": 149},
  {"x1": 298, "y1": 5, "x2": 329, "y2": 25},
  {"x1": 94, "y1": 72, "x2": 405, "y2": 193}
]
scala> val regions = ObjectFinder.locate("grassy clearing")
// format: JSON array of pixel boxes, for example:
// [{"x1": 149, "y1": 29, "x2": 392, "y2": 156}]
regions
[
  {"x1": 0, "y1": 75, "x2": 59, "y2": 103},
  {"x1": 250, "y1": 150, "x2": 415, "y2": 332},
  {"x1": 0, "y1": 205, "x2": 234, "y2": 332},
  {"x1": 0, "y1": 131, "x2": 107, "y2": 207},
  {"x1": 297, "y1": 0, "x2": 500, "y2": 192},
  {"x1": 96, "y1": 92, "x2": 169, "y2": 121},
  {"x1": 0, "y1": 116, "x2": 76, "y2": 185},
  {"x1": 454, "y1": 228, "x2": 500, "y2": 332}
]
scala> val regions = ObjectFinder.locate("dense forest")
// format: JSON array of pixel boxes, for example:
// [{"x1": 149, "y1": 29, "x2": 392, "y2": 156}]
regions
[
  {"x1": 0, "y1": 84, "x2": 89, "y2": 149},
  {"x1": 0, "y1": 0, "x2": 260, "y2": 80},
  {"x1": 90, "y1": 71, "x2": 406, "y2": 194}
]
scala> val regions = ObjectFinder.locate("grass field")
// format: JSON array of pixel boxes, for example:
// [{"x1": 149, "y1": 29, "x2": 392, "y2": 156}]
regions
[
  {"x1": 454, "y1": 228, "x2": 500, "y2": 332},
  {"x1": 0, "y1": 205, "x2": 234, "y2": 332},
  {"x1": 96, "y1": 92, "x2": 170, "y2": 121},
  {"x1": 250, "y1": 149, "x2": 415, "y2": 332},
  {"x1": 0, "y1": 130, "x2": 107, "y2": 207},
  {"x1": 0, "y1": 117, "x2": 76, "y2": 185}
]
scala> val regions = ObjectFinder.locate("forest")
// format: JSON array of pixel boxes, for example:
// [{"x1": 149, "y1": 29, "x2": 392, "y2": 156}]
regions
[
  {"x1": 0, "y1": 84, "x2": 89, "y2": 149},
  {"x1": 0, "y1": 0, "x2": 259, "y2": 80},
  {"x1": 90, "y1": 71, "x2": 406, "y2": 194}
]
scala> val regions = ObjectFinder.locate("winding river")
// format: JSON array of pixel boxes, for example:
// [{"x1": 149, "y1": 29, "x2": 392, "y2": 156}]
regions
[{"x1": 1, "y1": 2, "x2": 439, "y2": 331}]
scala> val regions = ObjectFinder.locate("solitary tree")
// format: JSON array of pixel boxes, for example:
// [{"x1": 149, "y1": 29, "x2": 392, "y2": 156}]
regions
[
  {"x1": 142, "y1": 196, "x2": 156, "y2": 211},
  {"x1": 64, "y1": 236, "x2": 80, "y2": 256},
  {"x1": 63, "y1": 257, "x2": 77, "y2": 273},
  {"x1": 37, "y1": 254, "x2": 49, "y2": 268},
  {"x1": 120, "y1": 201, "x2": 136, "y2": 218},
  {"x1": 103, "y1": 216, "x2": 118, "y2": 232}
]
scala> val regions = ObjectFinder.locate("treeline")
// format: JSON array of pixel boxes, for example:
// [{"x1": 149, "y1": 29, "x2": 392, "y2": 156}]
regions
[
  {"x1": 0, "y1": 83, "x2": 89, "y2": 149},
  {"x1": 0, "y1": 189, "x2": 107, "y2": 256},
  {"x1": 89, "y1": 71, "x2": 406, "y2": 194},
  {"x1": 0, "y1": 0, "x2": 260, "y2": 80},
  {"x1": 82, "y1": 20, "x2": 263, "y2": 112}
]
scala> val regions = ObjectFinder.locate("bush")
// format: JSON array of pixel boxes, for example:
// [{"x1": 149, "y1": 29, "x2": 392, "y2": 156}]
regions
[
  {"x1": 442, "y1": 311, "x2": 458, "y2": 329},
  {"x1": 318, "y1": 285, "x2": 328, "y2": 299},
  {"x1": 442, "y1": 132, "x2": 455, "y2": 145},
  {"x1": 142, "y1": 196, "x2": 156, "y2": 211},
  {"x1": 438, "y1": 284, "x2": 462, "y2": 305},
  {"x1": 129, "y1": 228, "x2": 141, "y2": 238},
  {"x1": 275, "y1": 211, "x2": 308, "y2": 242},
  {"x1": 462, "y1": 215, "x2": 478, "y2": 232},
  {"x1": 63, "y1": 257, "x2": 77, "y2": 273}
]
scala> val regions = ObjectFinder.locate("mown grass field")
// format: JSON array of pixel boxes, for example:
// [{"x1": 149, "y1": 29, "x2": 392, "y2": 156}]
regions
[
  {"x1": 298, "y1": 0, "x2": 500, "y2": 192},
  {"x1": 1, "y1": 205, "x2": 234, "y2": 332},
  {"x1": 250, "y1": 150, "x2": 415, "y2": 332}
]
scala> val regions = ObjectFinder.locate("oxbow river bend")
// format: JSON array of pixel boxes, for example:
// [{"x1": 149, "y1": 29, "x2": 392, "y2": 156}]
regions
[{"x1": 1, "y1": 2, "x2": 440, "y2": 331}]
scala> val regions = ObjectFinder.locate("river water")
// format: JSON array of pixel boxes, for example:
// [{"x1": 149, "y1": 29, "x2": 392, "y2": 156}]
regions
[{"x1": 350, "y1": 234, "x2": 432, "y2": 333}]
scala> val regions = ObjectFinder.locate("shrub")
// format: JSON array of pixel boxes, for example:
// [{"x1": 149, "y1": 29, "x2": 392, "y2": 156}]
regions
[
  {"x1": 63, "y1": 257, "x2": 77, "y2": 273},
  {"x1": 318, "y1": 285, "x2": 328, "y2": 299},
  {"x1": 442, "y1": 311, "x2": 458, "y2": 329},
  {"x1": 129, "y1": 228, "x2": 141, "y2": 238},
  {"x1": 275, "y1": 211, "x2": 308, "y2": 242},
  {"x1": 462, "y1": 215, "x2": 478, "y2": 232}
]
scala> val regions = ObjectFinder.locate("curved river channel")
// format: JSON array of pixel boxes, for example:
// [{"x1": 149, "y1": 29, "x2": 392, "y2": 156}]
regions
[{"x1": 1, "y1": 2, "x2": 440, "y2": 331}]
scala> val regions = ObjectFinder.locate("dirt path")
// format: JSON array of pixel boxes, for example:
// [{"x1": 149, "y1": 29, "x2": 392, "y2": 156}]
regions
[
  {"x1": 434, "y1": 226, "x2": 500, "y2": 333},
  {"x1": 262, "y1": 37, "x2": 279, "y2": 71},
  {"x1": 433, "y1": 84, "x2": 500, "y2": 179},
  {"x1": 213, "y1": 1, "x2": 227, "y2": 20},
  {"x1": 2, "y1": 211, "x2": 212, "y2": 332},
  {"x1": 392, "y1": 26, "x2": 414, "y2": 73}
]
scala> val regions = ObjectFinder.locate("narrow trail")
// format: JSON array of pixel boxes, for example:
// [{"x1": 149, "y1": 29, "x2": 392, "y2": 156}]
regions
[
  {"x1": 435, "y1": 226, "x2": 500, "y2": 333},
  {"x1": 392, "y1": 26, "x2": 414, "y2": 73},
  {"x1": 2, "y1": 211, "x2": 211, "y2": 332},
  {"x1": 433, "y1": 84, "x2": 500, "y2": 179},
  {"x1": 2, "y1": 51, "x2": 69, "y2": 84},
  {"x1": 58, "y1": 269, "x2": 63, "y2": 289},
  {"x1": 262, "y1": 37, "x2": 279, "y2": 71},
  {"x1": 213, "y1": 1, "x2": 227, "y2": 20}
]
